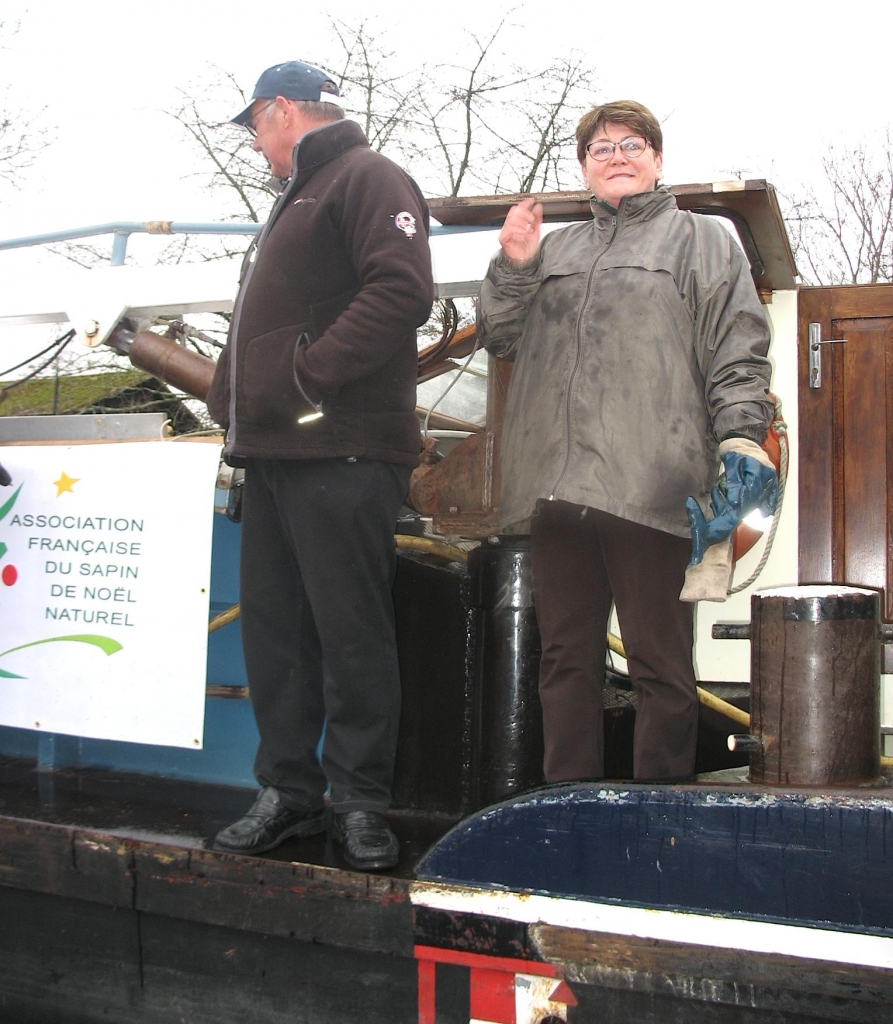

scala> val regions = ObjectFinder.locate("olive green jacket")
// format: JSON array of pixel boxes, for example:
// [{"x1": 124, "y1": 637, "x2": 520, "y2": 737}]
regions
[{"x1": 477, "y1": 188, "x2": 773, "y2": 536}]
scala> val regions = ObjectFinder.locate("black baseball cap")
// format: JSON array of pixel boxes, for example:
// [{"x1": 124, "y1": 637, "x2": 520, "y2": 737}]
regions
[{"x1": 231, "y1": 60, "x2": 340, "y2": 126}]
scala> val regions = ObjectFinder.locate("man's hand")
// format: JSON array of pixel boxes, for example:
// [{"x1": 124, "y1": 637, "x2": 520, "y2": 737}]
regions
[{"x1": 499, "y1": 197, "x2": 543, "y2": 267}]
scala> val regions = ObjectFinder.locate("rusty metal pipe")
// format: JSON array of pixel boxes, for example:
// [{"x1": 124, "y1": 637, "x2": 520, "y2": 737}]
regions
[
  {"x1": 712, "y1": 623, "x2": 752, "y2": 641},
  {"x1": 728, "y1": 734, "x2": 762, "y2": 754},
  {"x1": 126, "y1": 330, "x2": 217, "y2": 402}
]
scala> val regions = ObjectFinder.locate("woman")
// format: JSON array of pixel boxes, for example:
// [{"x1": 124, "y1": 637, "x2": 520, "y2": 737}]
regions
[{"x1": 477, "y1": 101, "x2": 774, "y2": 782}]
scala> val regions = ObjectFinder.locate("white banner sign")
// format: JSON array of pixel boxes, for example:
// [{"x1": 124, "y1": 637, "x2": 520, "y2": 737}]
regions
[{"x1": 0, "y1": 441, "x2": 220, "y2": 748}]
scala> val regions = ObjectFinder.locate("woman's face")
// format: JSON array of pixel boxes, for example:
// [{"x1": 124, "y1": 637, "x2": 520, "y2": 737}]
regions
[{"x1": 582, "y1": 121, "x2": 663, "y2": 208}]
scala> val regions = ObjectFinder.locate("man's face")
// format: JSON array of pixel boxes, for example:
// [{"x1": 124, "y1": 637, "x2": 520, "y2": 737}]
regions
[
  {"x1": 582, "y1": 121, "x2": 663, "y2": 208},
  {"x1": 249, "y1": 97, "x2": 297, "y2": 179}
]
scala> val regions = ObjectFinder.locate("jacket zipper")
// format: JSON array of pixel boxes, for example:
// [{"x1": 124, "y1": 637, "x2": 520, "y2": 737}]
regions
[
  {"x1": 224, "y1": 244, "x2": 255, "y2": 456},
  {"x1": 549, "y1": 211, "x2": 619, "y2": 499},
  {"x1": 224, "y1": 143, "x2": 309, "y2": 457}
]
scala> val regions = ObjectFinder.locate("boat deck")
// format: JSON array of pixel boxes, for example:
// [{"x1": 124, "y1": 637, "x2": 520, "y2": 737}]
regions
[
  {"x1": 0, "y1": 755, "x2": 462, "y2": 1023},
  {"x1": 2, "y1": 756, "x2": 893, "y2": 1022},
  {"x1": 0, "y1": 754, "x2": 457, "y2": 877}
]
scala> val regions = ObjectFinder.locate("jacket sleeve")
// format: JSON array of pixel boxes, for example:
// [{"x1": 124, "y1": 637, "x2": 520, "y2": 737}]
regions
[
  {"x1": 476, "y1": 252, "x2": 545, "y2": 361},
  {"x1": 693, "y1": 229, "x2": 774, "y2": 443},
  {"x1": 292, "y1": 155, "x2": 434, "y2": 399}
]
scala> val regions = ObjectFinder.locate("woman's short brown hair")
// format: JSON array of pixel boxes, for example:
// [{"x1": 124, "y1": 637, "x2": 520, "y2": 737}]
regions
[{"x1": 575, "y1": 101, "x2": 663, "y2": 164}]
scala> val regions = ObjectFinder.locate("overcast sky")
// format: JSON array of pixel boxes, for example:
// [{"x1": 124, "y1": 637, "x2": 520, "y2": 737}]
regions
[{"x1": 3, "y1": 0, "x2": 892, "y2": 242}]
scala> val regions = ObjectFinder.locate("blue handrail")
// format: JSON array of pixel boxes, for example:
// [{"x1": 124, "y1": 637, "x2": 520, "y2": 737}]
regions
[
  {"x1": 0, "y1": 220, "x2": 486, "y2": 266},
  {"x1": 0, "y1": 222, "x2": 262, "y2": 266}
]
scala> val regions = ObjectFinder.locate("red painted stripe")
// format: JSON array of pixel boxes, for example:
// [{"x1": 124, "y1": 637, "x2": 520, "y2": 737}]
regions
[
  {"x1": 470, "y1": 966, "x2": 516, "y2": 1023},
  {"x1": 417, "y1": 959, "x2": 436, "y2": 1024},
  {"x1": 414, "y1": 944, "x2": 556, "y2": 977}
]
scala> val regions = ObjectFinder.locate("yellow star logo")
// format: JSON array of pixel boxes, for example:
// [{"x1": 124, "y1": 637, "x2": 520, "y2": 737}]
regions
[{"x1": 53, "y1": 471, "x2": 79, "y2": 496}]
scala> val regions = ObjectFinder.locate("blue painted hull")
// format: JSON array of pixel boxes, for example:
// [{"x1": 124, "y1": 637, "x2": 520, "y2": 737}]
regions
[{"x1": 417, "y1": 783, "x2": 893, "y2": 938}]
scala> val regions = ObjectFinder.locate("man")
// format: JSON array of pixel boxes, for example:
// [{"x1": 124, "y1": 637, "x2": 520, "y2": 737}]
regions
[
  {"x1": 207, "y1": 61, "x2": 434, "y2": 870},
  {"x1": 478, "y1": 101, "x2": 775, "y2": 782}
]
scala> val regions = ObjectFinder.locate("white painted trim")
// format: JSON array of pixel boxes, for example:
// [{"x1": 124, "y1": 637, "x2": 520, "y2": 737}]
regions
[{"x1": 411, "y1": 882, "x2": 893, "y2": 971}]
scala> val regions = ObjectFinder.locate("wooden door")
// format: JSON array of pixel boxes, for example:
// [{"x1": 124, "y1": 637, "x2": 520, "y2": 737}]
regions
[{"x1": 798, "y1": 285, "x2": 893, "y2": 669}]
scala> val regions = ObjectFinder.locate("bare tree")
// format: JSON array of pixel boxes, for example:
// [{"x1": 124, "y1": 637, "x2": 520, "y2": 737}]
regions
[
  {"x1": 411, "y1": 21, "x2": 515, "y2": 197},
  {"x1": 36, "y1": 17, "x2": 595, "y2": 393},
  {"x1": 48, "y1": 66, "x2": 264, "y2": 278},
  {"x1": 164, "y1": 23, "x2": 423, "y2": 227},
  {"x1": 165, "y1": 17, "x2": 594, "y2": 204},
  {"x1": 155, "y1": 16, "x2": 594, "y2": 371},
  {"x1": 171, "y1": 67, "x2": 275, "y2": 228},
  {"x1": 406, "y1": 20, "x2": 594, "y2": 196},
  {"x1": 0, "y1": 19, "x2": 51, "y2": 194},
  {"x1": 0, "y1": 104, "x2": 36, "y2": 190},
  {"x1": 493, "y1": 52, "x2": 593, "y2": 195},
  {"x1": 783, "y1": 135, "x2": 893, "y2": 285},
  {"x1": 326, "y1": 20, "x2": 423, "y2": 155}
]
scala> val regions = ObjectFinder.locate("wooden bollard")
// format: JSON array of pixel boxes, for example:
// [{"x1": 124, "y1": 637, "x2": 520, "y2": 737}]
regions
[{"x1": 748, "y1": 586, "x2": 881, "y2": 786}]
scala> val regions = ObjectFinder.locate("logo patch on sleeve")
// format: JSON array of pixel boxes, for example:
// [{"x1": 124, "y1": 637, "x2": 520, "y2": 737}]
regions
[{"x1": 393, "y1": 212, "x2": 417, "y2": 237}]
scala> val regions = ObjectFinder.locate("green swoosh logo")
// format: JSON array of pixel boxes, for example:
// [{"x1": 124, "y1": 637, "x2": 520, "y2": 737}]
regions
[
  {"x1": 0, "y1": 484, "x2": 22, "y2": 524},
  {"x1": 0, "y1": 635, "x2": 125, "y2": 678},
  {"x1": 0, "y1": 634, "x2": 123, "y2": 659}
]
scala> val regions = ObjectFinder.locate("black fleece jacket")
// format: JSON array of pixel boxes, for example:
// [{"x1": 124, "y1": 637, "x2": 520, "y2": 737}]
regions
[{"x1": 207, "y1": 119, "x2": 434, "y2": 466}]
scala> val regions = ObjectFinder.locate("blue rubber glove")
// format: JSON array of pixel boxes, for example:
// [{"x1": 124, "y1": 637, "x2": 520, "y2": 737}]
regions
[{"x1": 686, "y1": 448, "x2": 778, "y2": 567}]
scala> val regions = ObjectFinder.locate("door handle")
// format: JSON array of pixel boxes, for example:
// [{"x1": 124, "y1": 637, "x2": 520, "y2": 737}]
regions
[{"x1": 808, "y1": 323, "x2": 847, "y2": 389}]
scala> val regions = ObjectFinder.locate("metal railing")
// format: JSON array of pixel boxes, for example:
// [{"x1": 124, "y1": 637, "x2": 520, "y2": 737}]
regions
[
  {"x1": 0, "y1": 219, "x2": 484, "y2": 266},
  {"x1": 0, "y1": 221, "x2": 263, "y2": 266}
]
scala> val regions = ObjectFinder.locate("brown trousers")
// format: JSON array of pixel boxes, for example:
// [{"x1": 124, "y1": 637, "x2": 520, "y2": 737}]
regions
[{"x1": 530, "y1": 501, "x2": 698, "y2": 782}]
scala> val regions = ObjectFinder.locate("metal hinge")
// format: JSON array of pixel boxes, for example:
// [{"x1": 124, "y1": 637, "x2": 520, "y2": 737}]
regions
[{"x1": 808, "y1": 323, "x2": 847, "y2": 389}]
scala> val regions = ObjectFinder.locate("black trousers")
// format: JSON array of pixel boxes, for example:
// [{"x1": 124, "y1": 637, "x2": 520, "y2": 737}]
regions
[
  {"x1": 239, "y1": 457, "x2": 411, "y2": 813},
  {"x1": 530, "y1": 501, "x2": 698, "y2": 782}
]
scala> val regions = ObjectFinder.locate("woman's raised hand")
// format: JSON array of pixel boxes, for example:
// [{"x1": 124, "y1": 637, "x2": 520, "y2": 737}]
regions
[{"x1": 499, "y1": 197, "x2": 543, "y2": 267}]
